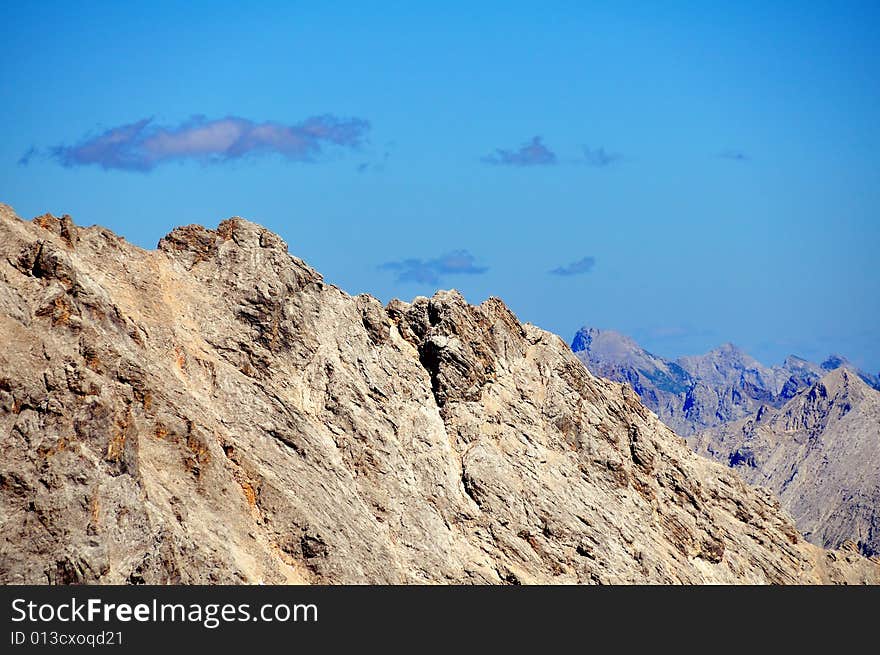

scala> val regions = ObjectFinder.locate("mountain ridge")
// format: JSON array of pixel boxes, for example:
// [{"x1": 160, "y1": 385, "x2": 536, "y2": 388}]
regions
[
  {"x1": 1, "y1": 204, "x2": 877, "y2": 584},
  {"x1": 572, "y1": 326, "x2": 879, "y2": 436}
]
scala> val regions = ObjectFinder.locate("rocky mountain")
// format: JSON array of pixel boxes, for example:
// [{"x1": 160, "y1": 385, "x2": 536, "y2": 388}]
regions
[
  {"x1": 572, "y1": 326, "x2": 880, "y2": 558},
  {"x1": 1, "y1": 205, "x2": 877, "y2": 585},
  {"x1": 693, "y1": 368, "x2": 880, "y2": 558},
  {"x1": 572, "y1": 327, "x2": 878, "y2": 436}
]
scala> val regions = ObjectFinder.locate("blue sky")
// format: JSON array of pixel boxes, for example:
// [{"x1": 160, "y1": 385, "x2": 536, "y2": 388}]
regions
[{"x1": 2, "y1": 1, "x2": 879, "y2": 372}]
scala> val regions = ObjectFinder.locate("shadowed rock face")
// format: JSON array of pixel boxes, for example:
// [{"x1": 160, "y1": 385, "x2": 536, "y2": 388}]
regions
[
  {"x1": 693, "y1": 369, "x2": 880, "y2": 558},
  {"x1": 1, "y1": 204, "x2": 877, "y2": 585}
]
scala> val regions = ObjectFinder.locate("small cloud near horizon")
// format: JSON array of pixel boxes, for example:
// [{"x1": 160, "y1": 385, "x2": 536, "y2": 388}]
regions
[
  {"x1": 582, "y1": 146, "x2": 621, "y2": 167},
  {"x1": 717, "y1": 149, "x2": 750, "y2": 162},
  {"x1": 380, "y1": 250, "x2": 488, "y2": 285},
  {"x1": 549, "y1": 256, "x2": 596, "y2": 276},
  {"x1": 38, "y1": 114, "x2": 370, "y2": 172},
  {"x1": 482, "y1": 136, "x2": 556, "y2": 166}
]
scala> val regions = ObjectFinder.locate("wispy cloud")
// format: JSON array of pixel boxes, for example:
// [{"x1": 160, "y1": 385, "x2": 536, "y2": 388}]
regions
[
  {"x1": 717, "y1": 149, "x2": 750, "y2": 162},
  {"x1": 582, "y1": 146, "x2": 621, "y2": 167},
  {"x1": 41, "y1": 114, "x2": 370, "y2": 171},
  {"x1": 482, "y1": 136, "x2": 556, "y2": 166},
  {"x1": 549, "y1": 256, "x2": 596, "y2": 276},
  {"x1": 380, "y1": 250, "x2": 488, "y2": 285},
  {"x1": 17, "y1": 146, "x2": 37, "y2": 167}
]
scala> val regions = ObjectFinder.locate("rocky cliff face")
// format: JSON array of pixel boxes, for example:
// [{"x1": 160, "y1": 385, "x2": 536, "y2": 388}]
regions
[
  {"x1": 1, "y1": 205, "x2": 877, "y2": 584},
  {"x1": 693, "y1": 369, "x2": 880, "y2": 558}
]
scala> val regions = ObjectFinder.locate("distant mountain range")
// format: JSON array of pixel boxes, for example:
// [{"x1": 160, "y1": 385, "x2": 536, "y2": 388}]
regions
[
  {"x1": 572, "y1": 327, "x2": 880, "y2": 437},
  {"x1": 572, "y1": 327, "x2": 880, "y2": 557}
]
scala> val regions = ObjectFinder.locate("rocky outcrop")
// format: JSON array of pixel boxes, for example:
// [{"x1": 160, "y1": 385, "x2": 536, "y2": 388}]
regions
[
  {"x1": 1, "y1": 204, "x2": 877, "y2": 584},
  {"x1": 693, "y1": 369, "x2": 880, "y2": 558}
]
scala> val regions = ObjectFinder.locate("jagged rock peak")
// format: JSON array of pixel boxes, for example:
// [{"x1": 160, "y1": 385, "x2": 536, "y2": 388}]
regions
[{"x1": 159, "y1": 216, "x2": 286, "y2": 254}]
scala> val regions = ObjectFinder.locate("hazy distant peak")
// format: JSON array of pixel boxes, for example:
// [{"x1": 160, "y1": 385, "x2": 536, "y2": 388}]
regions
[
  {"x1": 783, "y1": 354, "x2": 817, "y2": 369},
  {"x1": 571, "y1": 327, "x2": 644, "y2": 357},
  {"x1": 570, "y1": 326, "x2": 597, "y2": 352},
  {"x1": 704, "y1": 342, "x2": 753, "y2": 362},
  {"x1": 821, "y1": 354, "x2": 851, "y2": 371},
  {"x1": 675, "y1": 343, "x2": 765, "y2": 385},
  {"x1": 571, "y1": 326, "x2": 636, "y2": 353},
  {"x1": 818, "y1": 354, "x2": 880, "y2": 390}
]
